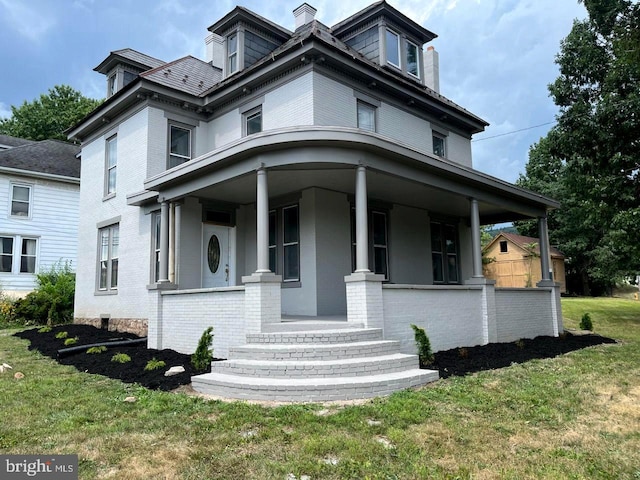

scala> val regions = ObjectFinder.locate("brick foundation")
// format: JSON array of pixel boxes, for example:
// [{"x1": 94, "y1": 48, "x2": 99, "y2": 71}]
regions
[{"x1": 74, "y1": 317, "x2": 148, "y2": 337}]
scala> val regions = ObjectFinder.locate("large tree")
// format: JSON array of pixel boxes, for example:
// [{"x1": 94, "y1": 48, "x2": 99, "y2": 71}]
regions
[
  {"x1": 517, "y1": 0, "x2": 640, "y2": 295},
  {"x1": 0, "y1": 85, "x2": 101, "y2": 141}
]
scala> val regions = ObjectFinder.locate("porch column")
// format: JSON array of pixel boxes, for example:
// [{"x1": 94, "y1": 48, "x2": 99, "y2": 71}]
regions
[
  {"x1": 158, "y1": 200, "x2": 170, "y2": 283},
  {"x1": 256, "y1": 167, "x2": 270, "y2": 273},
  {"x1": 355, "y1": 165, "x2": 370, "y2": 273},
  {"x1": 538, "y1": 215, "x2": 552, "y2": 281},
  {"x1": 169, "y1": 202, "x2": 175, "y2": 283},
  {"x1": 469, "y1": 198, "x2": 483, "y2": 278},
  {"x1": 174, "y1": 202, "x2": 182, "y2": 285}
]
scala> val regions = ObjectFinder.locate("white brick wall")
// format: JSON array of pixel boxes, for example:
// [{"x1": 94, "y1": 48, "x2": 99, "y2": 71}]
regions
[
  {"x1": 160, "y1": 287, "x2": 245, "y2": 357},
  {"x1": 379, "y1": 103, "x2": 431, "y2": 153},
  {"x1": 495, "y1": 288, "x2": 555, "y2": 342},
  {"x1": 265, "y1": 73, "x2": 314, "y2": 129}
]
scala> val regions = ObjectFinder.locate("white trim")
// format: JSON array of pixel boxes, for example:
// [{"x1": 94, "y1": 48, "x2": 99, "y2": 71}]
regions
[{"x1": 0, "y1": 166, "x2": 79, "y2": 184}]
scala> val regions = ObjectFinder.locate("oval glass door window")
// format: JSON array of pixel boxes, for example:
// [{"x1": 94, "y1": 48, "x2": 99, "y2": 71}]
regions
[{"x1": 207, "y1": 235, "x2": 220, "y2": 273}]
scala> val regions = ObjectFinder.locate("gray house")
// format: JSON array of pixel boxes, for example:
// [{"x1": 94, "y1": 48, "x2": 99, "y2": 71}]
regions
[
  {"x1": 0, "y1": 135, "x2": 80, "y2": 297},
  {"x1": 68, "y1": 2, "x2": 562, "y2": 401}
]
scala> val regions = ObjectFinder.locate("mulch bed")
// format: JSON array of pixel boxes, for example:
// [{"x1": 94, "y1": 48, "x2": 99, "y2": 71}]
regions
[{"x1": 13, "y1": 324, "x2": 617, "y2": 391}]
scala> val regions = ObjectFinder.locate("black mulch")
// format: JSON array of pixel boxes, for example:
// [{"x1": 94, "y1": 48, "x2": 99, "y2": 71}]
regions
[{"x1": 13, "y1": 324, "x2": 617, "y2": 391}]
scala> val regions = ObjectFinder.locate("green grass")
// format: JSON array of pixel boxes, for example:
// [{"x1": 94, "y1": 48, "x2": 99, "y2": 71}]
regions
[{"x1": 1, "y1": 298, "x2": 639, "y2": 479}]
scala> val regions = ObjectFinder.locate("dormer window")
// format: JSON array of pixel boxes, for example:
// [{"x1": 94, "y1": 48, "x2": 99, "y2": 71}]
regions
[
  {"x1": 227, "y1": 33, "x2": 238, "y2": 74},
  {"x1": 385, "y1": 29, "x2": 400, "y2": 68},
  {"x1": 406, "y1": 40, "x2": 419, "y2": 78},
  {"x1": 108, "y1": 75, "x2": 117, "y2": 97}
]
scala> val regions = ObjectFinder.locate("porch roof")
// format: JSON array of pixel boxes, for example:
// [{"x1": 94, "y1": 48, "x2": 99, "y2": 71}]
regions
[{"x1": 141, "y1": 127, "x2": 557, "y2": 224}]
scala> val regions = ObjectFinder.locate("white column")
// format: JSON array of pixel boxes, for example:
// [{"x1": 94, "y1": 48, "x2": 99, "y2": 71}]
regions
[
  {"x1": 355, "y1": 165, "x2": 370, "y2": 273},
  {"x1": 538, "y1": 215, "x2": 552, "y2": 281},
  {"x1": 470, "y1": 198, "x2": 483, "y2": 278},
  {"x1": 169, "y1": 202, "x2": 175, "y2": 283},
  {"x1": 159, "y1": 200, "x2": 170, "y2": 283},
  {"x1": 256, "y1": 168, "x2": 270, "y2": 273},
  {"x1": 174, "y1": 202, "x2": 181, "y2": 285}
]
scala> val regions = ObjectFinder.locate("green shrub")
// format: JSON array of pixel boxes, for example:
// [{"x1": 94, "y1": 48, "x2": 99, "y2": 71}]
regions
[
  {"x1": 515, "y1": 339, "x2": 525, "y2": 349},
  {"x1": 191, "y1": 327, "x2": 214, "y2": 371},
  {"x1": 580, "y1": 313, "x2": 593, "y2": 331},
  {"x1": 410, "y1": 324, "x2": 434, "y2": 368},
  {"x1": 63, "y1": 337, "x2": 78, "y2": 346},
  {"x1": 55, "y1": 331, "x2": 68, "y2": 339},
  {"x1": 38, "y1": 326, "x2": 52, "y2": 333},
  {"x1": 87, "y1": 346, "x2": 107, "y2": 354},
  {"x1": 144, "y1": 358, "x2": 166, "y2": 371},
  {"x1": 0, "y1": 296, "x2": 18, "y2": 327},
  {"x1": 111, "y1": 353, "x2": 131, "y2": 364},
  {"x1": 11, "y1": 262, "x2": 75, "y2": 326}
]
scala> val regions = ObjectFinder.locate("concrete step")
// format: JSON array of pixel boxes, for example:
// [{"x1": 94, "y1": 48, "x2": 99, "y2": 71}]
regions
[
  {"x1": 262, "y1": 321, "x2": 362, "y2": 332},
  {"x1": 211, "y1": 353, "x2": 418, "y2": 378},
  {"x1": 246, "y1": 328, "x2": 382, "y2": 345},
  {"x1": 229, "y1": 339, "x2": 401, "y2": 361},
  {"x1": 192, "y1": 368, "x2": 440, "y2": 402}
]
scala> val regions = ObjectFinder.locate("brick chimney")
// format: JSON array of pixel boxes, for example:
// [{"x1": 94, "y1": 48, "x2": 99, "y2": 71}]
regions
[{"x1": 423, "y1": 46, "x2": 440, "y2": 93}]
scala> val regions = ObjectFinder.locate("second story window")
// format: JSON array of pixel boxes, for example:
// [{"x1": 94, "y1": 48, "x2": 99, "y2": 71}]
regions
[
  {"x1": 386, "y1": 29, "x2": 400, "y2": 68},
  {"x1": 406, "y1": 40, "x2": 419, "y2": 77},
  {"x1": 357, "y1": 101, "x2": 376, "y2": 132},
  {"x1": 10, "y1": 184, "x2": 31, "y2": 217},
  {"x1": 169, "y1": 124, "x2": 192, "y2": 168},
  {"x1": 244, "y1": 107, "x2": 262, "y2": 135},
  {"x1": 432, "y1": 132, "x2": 446, "y2": 157},
  {"x1": 228, "y1": 33, "x2": 238, "y2": 74},
  {"x1": 105, "y1": 135, "x2": 117, "y2": 196}
]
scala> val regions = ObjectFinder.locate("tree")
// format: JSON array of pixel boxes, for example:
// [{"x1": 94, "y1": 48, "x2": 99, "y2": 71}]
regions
[
  {"x1": 517, "y1": 0, "x2": 640, "y2": 295},
  {"x1": 0, "y1": 85, "x2": 101, "y2": 141}
]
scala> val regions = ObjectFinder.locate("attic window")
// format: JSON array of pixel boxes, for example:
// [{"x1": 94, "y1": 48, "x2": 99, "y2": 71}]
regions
[
  {"x1": 386, "y1": 29, "x2": 400, "y2": 68},
  {"x1": 500, "y1": 241, "x2": 508, "y2": 253},
  {"x1": 228, "y1": 33, "x2": 238, "y2": 74},
  {"x1": 123, "y1": 71, "x2": 137, "y2": 87},
  {"x1": 406, "y1": 40, "x2": 419, "y2": 78},
  {"x1": 108, "y1": 75, "x2": 116, "y2": 97}
]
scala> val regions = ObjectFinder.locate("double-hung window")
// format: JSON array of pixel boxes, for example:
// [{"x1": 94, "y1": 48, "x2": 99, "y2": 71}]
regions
[
  {"x1": 0, "y1": 236, "x2": 37, "y2": 274},
  {"x1": 432, "y1": 132, "x2": 446, "y2": 157},
  {"x1": 152, "y1": 213, "x2": 161, "y2": 282},
  {"x1": 20, "y1": 238, "x2": 37, "y2": 273},
  {"x1": 406, "y1": 40, "x2": 420, "y2": 78},
  {"x1": 228, "y1": 33, "x2": 238, "y2": 74},
  {"x1": 244, "y1": 107, "x2": 262, "y2": 135},
  {"x1": 10, "y1": 184, "x2": 31, "y2": 217},
  {"x1": 0, "y1": 237, "x2": 14, "y2": 272},
  {"x1": 98, "y1": 224, "x2": 119, "y2": 291},
  {"x1": 268, "y1": 205, "x2": 300, "y2": 282},
  {"x1": 169, "y1": 124, "x2": 191, "y2": 168},
  {"x1": 431, "y1": 221, "x2": 459, "y2": 284},
  {"x1": 386, "y1": 29, "x2": 401, "y2": 68},
  {"x1": 357, "y1": 101, "x2": 376, "y2": 132},
  {"x1": 105, "y1": 135, "x2": 117, "y2": 196}
]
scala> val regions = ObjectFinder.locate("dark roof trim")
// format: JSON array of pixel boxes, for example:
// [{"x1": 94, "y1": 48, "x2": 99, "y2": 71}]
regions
[
  {"x1": 208, "y1": 6, "x2": 292, "y2": 40},
  {"x1": 94, "y1": 48, "x2": 166, "y2": 74}
]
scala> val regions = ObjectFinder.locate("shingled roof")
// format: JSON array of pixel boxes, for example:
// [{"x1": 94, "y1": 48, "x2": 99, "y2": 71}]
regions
[
  {"x1": 141, "y1": 56, "x2": 222, "y2": 96},
  {"x1": 0, "y1": 134, "x2": 35, "y2": 150},
  {"x1": 488, "y1": 232, "x2": 564, "y2": 258},
  {"x1": 0, "y1": 139, "x2": 81, "y2": 179}
]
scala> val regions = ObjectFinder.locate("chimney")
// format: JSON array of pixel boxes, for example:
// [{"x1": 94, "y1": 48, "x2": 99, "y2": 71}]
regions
[
  {"x1": 423, "y1": 46, "x2": 440, "y2": 93},
  {"x1": 205, "y1": 33, "x2": 224, "y2": 70},
  {"x1": 293, "y1": 3, "x2": 317, "y2": 30}
]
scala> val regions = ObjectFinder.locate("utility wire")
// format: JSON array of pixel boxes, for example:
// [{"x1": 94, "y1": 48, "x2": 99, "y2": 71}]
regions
[{"x1": 472, "y1": 121, "x2": 556, "y2": 142}]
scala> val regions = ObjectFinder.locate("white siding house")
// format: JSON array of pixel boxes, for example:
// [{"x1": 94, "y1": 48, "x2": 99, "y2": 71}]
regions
[
  {"x1": 0, "y1": 136, "x2": 80, "y2": 297},
  {"x1": 68, "y1": 3, "x2": 563, "y2": 401}
]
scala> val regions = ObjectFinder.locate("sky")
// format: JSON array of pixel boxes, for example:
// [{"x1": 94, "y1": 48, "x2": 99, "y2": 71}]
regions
[{"x1": 0, "y1": 0, "x2": 587, "y2": 184}]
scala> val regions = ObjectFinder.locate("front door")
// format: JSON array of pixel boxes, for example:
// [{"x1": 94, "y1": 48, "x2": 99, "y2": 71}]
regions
[{"x1": 202, "y1": 224, "x2": 231, "y2": 288}]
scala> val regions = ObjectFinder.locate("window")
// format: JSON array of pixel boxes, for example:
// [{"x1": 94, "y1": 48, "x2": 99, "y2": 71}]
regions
[
  {"x1": 168, "y1": 124, "x2": 191, "y2": 168},
  {"x1": 357, "y1": 101, "x2": 376, "y2": 132},
  {"x1": 108, "y1": 74, "x2": 116, "y2": 97},
  {"x1": 228, "y1": 33, "x2": 238, "y2": 74},
  {"x1": 10, "y1": 184, "x2": 31, "y2": 217},
  {"x1": 245, "y1": 107, "x2": 262, "y2": 135},
  {"x1": 499, "y1": 240, "x2": 508, "y2": 253},
  {"x1": 98, "y1": 224, "x2": 119, "y2": 291},
  {"x1": 105, "y1": 135, "x2": 117, "y2": 196},
  {"x1": 0, "y1": 237, "x2": 13, "y2": 272},
  {"x1": 431, "y1": 221, "x2": 459, "y2": 284},
  {"x1": 350, "y1": 208, "x2": 390, "y2": 280},
  {"x1": 406, "y1": 40, "x2": 419, "y2": 77},
  {"x1": 268, "y1": 205, "x2": 300, "y2": 282},
  {"x1": 123, "y1": 71, "x2": 137, "y2": 87},
  {"x1": 386, "y1": 29, "x2": 400, "y2": 67},
  {"x1": 153, "y1": 213, "x2": 161, "y2": 282},
  {"x1": 432, "y1": 133, "x2": 446, "y2": 157},
  {"x1": 0, "y1": 236, "x2": 37, "y2": 274}
]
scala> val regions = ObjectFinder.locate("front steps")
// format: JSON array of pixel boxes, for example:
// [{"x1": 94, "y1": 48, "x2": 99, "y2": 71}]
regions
[{"x1": 192, "y1": 323, "x2": 439, "y2": 402}]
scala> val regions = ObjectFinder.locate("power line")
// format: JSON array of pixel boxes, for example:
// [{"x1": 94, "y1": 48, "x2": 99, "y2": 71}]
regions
[{"x1": 472, "y1": 121, "x2": 556, "y2": 142}]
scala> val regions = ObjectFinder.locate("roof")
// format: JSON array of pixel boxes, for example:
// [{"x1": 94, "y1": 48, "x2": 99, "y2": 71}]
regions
[
  {"x1": 0, "y1": 139, "x2": 81, "y2": 178},
  {"x1": 0, "y1": 134, "x2": 35, "y2": 149},
  {"x1": 487, "y1": 232, "x2": 564, "y2": 258},
  {"x1": 208, "y1": 6, "x2": 292, "y2": 40},
  {"x1": 94, "y1": 48, "x2": 166, "y2": 74},
  {"x1": 141, "y1": 56, "x2": 222, "y2": 97}
]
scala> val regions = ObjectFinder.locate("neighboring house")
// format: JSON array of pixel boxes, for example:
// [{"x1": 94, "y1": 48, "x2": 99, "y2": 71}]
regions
[
  {"x1": 484, "y1": 232, "x2": 567, "y2": 294},
  {"x1": 0, "y1": 135, "x2": 80, "y2": 297},
  {"x1": 68, "y1": 2, "x2": 563, "y2": 401}
]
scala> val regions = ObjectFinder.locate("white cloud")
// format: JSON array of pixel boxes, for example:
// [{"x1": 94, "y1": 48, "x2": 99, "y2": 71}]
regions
[
  {"x1": 0, "y1": 101, "x2": 11, "y2": 119},
  {"x1": 0, "y1": 0, "x2": 56, "y2": 43}
]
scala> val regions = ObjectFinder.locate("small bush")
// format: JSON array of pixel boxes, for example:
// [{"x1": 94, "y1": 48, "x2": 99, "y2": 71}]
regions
[
  {"x1": 515, "y1": 339, "x2": 525, "y2": 349},
  {"x1": 580, "y1": 313, "x2": 593, "y2": 331},
  {"x1": 38, "y1": 326, "x2": 52, "y2": 333},
  {"x1": 55, "y1": 331, "x2": 68, "y2": 339},
  {"x1": 87, "y1": 346, "x2": 107, "y2": 354},
  {"x1": 144, "y1": 358, "x2": 166, "y2": 371},
  {"x1": 191, "y1": 327, "x2": 214, "y2": 371},
  {"x1": 410, "y1": 324, "x2": 434, "y2": 367},
  {"x1": 64, "y1": 337, "x2": 78, "y2": 346},
  {"x1": 0, "y1": 297, "x2": 17, "y2": 326},
  {"x1": 111, "y1": 353, "x2": 131, "y2": 364}
]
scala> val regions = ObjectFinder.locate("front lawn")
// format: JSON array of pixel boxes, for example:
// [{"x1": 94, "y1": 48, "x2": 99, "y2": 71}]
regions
[{"x1": 1, "y1": 297, "x2": 639, "y2": 479}]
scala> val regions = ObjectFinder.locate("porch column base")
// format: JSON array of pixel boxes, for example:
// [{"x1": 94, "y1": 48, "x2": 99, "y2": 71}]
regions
[
  {"x1": 537, "y1": 280, "x2": 563, "y2": 336},
  {"x1": 465, "y1": 277, "x2": 497, "y2": 344},
  {"x1": 146, "y1": 289, "x2": 163, "y2": 350},
  {"x1": 242, "y1": 273, "x2": 282, "y2": 333},
  {"x1": 344, "y1": 272, "x2": 385, "y2": 331}
]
